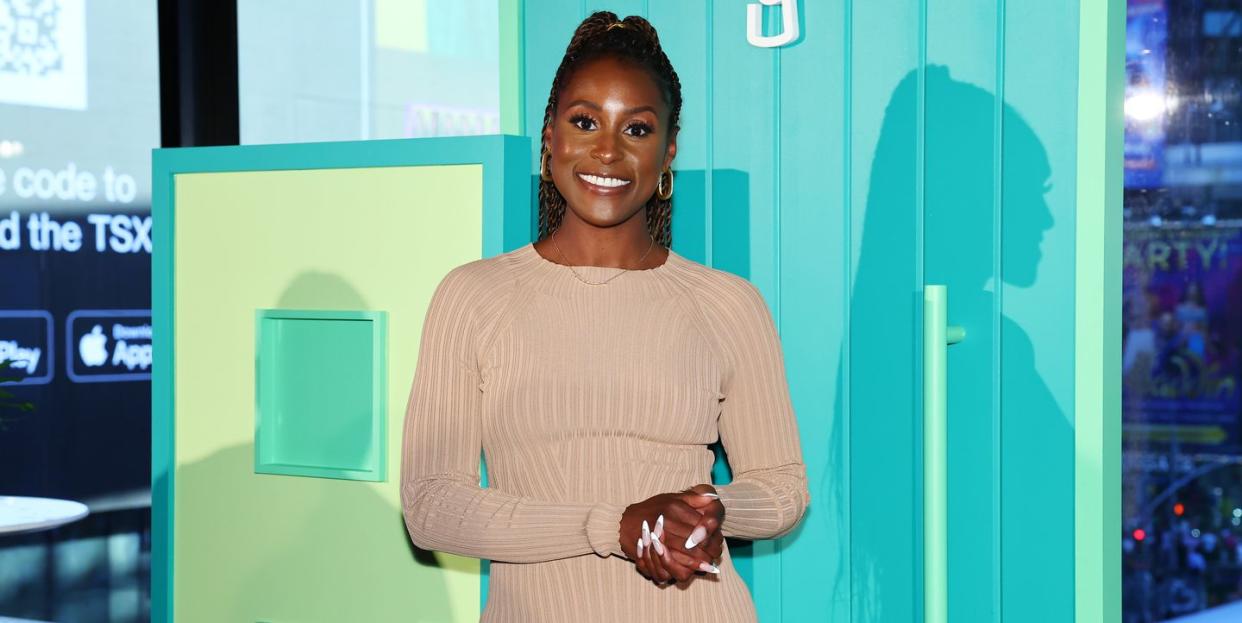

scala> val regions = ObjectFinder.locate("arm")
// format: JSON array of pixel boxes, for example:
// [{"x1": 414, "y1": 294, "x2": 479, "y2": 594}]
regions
[
  {"x1": 399, "y1": 266, "x2": 626, "y2": 563},
  {"x1": 708, "y1": 278, "x2": 811, "y2": 540}
]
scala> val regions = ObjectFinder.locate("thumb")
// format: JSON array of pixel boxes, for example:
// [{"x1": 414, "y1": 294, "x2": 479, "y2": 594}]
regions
[{"x1": 681, "y1": 490, "x2": 719, "y2": 509}]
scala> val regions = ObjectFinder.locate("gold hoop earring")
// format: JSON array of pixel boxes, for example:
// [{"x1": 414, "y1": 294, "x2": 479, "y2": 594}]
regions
[
  {"x1": 540, "y1": 151, "x2": 552, "y2": 182},
  {"x1": 656, "y1": 168, "x2": 673, "y2": 201}
]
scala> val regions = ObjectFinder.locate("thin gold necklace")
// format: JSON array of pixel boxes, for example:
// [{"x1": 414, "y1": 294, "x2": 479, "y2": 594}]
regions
[{"x1": 550, "y1": 230, "x2": 656, "y2": 286}]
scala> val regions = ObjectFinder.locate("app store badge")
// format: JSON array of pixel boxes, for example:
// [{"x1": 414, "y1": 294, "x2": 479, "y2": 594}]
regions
[
  {"x1": 0, "y1": 310, "x2": 53, "y2": 385},
  {"x1": 66, "y1": 309, "x2": 151, "y2": 383}
]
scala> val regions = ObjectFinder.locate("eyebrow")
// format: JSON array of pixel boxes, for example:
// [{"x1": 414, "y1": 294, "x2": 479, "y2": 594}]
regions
[{"x1": 564, "y1": 99, "x2": 658, "y2": 116}]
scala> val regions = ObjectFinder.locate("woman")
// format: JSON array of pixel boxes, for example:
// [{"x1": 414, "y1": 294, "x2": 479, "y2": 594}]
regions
[{"x1": 400, "y1": 12, "x2": 810, "y2": 622}]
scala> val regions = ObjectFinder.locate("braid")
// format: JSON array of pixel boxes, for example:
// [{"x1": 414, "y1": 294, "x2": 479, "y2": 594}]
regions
[{"x1": 538, "y1": 12, "x2": 682, "y2": 248}]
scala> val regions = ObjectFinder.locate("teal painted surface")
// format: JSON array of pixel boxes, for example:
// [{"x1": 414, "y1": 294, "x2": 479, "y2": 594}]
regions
[
  {"x1": 151, "y1": 134, "x2": 531, "y2": 623},
  {"x1": 924, "y1": 1, "x2": 1003, "y2": 620},
  {"x1": 1001, "y1": 2, "x2": 1081, "y2": 621},
  {"x1": 848, "y1": 0, "x2": 924, "y2": 621},
  {"x1": 518, "y1": 1, "x2": 1096, "y2": 621},
  {"x1": 775, "y1": 0, "x2": 850, "y2": 619},
  {"x1": 254, "y1": 310, "x2": 388, "y2": 482}
]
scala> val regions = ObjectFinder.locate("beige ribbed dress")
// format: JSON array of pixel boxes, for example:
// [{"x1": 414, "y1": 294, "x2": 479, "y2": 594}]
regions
[{"x1": 400, "y1": 242, "x2": 810, "y2": 622}]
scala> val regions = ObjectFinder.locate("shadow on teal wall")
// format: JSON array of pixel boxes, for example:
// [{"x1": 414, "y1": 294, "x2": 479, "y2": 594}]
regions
[{"x1": 838, "y1": 65, "x2": 1072, "y2": 621}]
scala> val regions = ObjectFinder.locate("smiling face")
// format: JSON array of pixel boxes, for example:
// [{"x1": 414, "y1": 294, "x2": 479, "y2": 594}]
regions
[{"x1": 544, "y1": 55, "x2": 677, "y2": 230}]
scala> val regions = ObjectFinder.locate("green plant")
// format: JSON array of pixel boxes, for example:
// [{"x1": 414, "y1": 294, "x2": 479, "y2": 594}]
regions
[{"x1": 0, "y1": 358, "x2": 35, "y2": 431}]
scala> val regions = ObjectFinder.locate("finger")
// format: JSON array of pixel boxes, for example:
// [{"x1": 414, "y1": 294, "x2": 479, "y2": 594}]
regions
[
  {"x1": 668, "y1": 546, "x2": 720, "y2": 575},
  {"x1": 653, "y1": 517, "x2": 715, "y2": 563},
  {"x1": 683, "y1": 509, "x2": 722, "y2": 550},
  {"x1": 653, "y1": 532, "x2": 697, "y2": 583},
  {"x1": 703, "y1": 531, "x2": 724, "y2": 562},
  {"x1": 662, "y1": 499, "x2": 709, "y2": 527},
  {"x1": 649, "y1": 538, "x2": 673, "y2": 584},
  {"x1": 680, "y1": 491, "x2": 720, "y2": 510}
]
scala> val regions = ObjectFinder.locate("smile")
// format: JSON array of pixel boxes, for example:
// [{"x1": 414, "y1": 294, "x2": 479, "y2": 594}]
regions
[{"x1": 577, "y1": 173, "x2": 632, "y2": 189}]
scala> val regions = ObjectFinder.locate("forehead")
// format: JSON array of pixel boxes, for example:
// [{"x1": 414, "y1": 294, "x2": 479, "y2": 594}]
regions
[{"x1": 559, "y1": 56, "x2": 667, "y2": 113}]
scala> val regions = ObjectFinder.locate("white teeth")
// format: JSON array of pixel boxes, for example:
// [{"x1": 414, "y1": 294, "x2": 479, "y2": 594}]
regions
[{"x1": 578, "y1": 173, "x2": 631, "y2": 188}]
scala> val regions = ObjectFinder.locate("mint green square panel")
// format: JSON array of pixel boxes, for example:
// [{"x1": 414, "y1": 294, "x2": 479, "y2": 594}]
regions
[{"x1": 255, "y1": 309, "x2": 388, "y2": 482}]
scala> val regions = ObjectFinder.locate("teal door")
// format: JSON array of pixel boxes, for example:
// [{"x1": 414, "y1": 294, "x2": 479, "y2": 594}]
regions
[{"x1": 518, "y1": 1, "x2": 1120, "y2": 620}]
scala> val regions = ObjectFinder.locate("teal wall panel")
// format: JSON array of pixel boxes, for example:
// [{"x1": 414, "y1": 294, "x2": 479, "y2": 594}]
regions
[
  {"x1": 777, "y1": 0, "x2": 850, "y2": 620},
  {"x1": 517, "y1": 1, "x2": 1110, "y2": 621},
  {"x1": 848, "y1": 0, "x2": 923, "y2": 621},
  {"x1": 1002, "y1": 1, "x2": 1081, "y2": 621},
  {"x1": 924, "y1": 1, "x2": 1002, "y2": 620}
]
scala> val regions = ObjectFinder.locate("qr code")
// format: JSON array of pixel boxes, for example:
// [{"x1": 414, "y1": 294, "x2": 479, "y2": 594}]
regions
[
  {"x1": 0, "y1": 0, "x2": 64, "y2": 76},
  {"x1": 0, "y1": 0, "x2": 84, "y2": 109}
]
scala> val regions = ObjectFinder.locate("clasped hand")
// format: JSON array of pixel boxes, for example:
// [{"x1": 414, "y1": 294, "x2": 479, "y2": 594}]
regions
[{"x1": 619, "y1": 483, "x2": 724, "y2": 586}]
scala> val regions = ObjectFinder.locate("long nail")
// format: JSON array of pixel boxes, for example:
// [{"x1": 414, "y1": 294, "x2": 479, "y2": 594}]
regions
[
  {"x1": 642, "y1": 520, "x2": 652, "y2": 548},
  {"x1": 637, "y1": 537, "x2": 644, "y2": 558},
  {"x1": 651, "y1": 531, "x2": 666, "y2": 556},
  {"x1": 698, "y1": 561, "x2": 720, "y2": 574},
  {"x1": 700, "y1": 493, "x2": 719, "y2": 499},
  {"x1": 655, "y1": 514, "x2": 665, "y2": 539},
  {"x1": 685, "y1": 525, "x2": 708, "y2": 549}
]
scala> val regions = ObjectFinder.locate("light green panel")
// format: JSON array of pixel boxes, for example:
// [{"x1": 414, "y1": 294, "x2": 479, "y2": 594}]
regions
[
  {"x1": 1074, "y1": 0, "x2": 1124, "y2": 621},
  {"x1": 499, "y1": 0, "x2": 524, "y2": 135},
  {"x1": 173, "y1": 165, "x2": 483, "y2": 622}
]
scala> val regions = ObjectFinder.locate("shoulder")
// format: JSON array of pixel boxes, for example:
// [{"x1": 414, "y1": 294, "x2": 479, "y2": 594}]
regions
[
  {"x1": 428, "y1": 248, "x2": 525, "y2": 312},
  {"x1": 668, "y1": 255, "x2": 773, "y2": 330}
]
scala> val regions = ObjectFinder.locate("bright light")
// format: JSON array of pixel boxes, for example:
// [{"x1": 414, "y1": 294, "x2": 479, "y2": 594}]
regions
[
  {"x1": 1125, "y1": 91, "x2": 1166, "y2": 122},
  {"x1": 1192, "y1": 529, "x2": 1201, "y2": 538},
  {"x1": 1233, "y1": 508, "x2": 1241, "y2": 518},
  {"x1": 0, "y1": 140, "x2": 23, "y2": 158},
  {"x1": 1174, "y1": 503, "x2": 1185, "y2": 516},
  {"x1": 1133, "y1": 528, "x2": 1146, "y2": 541}
]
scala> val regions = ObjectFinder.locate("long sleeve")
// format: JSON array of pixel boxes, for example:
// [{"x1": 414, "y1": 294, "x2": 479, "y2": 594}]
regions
[
  {"x1": 706, "y1": 277, "x2": 811, "y2": 540},
  {"x1": 399, "y1": 266, "x2": 626, "y2": 563}
]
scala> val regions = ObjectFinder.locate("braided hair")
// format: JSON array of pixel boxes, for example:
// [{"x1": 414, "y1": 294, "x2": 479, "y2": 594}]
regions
[{"x1": 538, "y1": 11, "x2": 683, "y2": 247}]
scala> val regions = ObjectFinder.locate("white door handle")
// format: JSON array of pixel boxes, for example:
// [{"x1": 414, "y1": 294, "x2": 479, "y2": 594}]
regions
[{"x1": 747, "y1": 0, "x2": 799, "y2": 48}]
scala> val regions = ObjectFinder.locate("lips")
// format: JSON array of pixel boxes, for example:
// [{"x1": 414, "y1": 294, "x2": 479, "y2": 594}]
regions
[{"x1": 576, "y1": 172, "x2": 632, "y2": 195}]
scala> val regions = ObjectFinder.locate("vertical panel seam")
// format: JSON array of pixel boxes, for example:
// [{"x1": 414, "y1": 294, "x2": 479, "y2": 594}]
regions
[
  {"x1": 916, "y1": 0, "x2": 928, "y2": 616},
  {"x1": 993, "y1": 0, "x2": 1007, "y2": 619},
  {"x1": 359, "y1": 0, "x2": 370, "y2": 140},
  {"x1": 772, "y1": 36, "x2": 783, "y2": 621},
  {"x1": 842, "y1": 0, "x2": 854, "y2": 619},
  {"x1": 705, "y1": 0, "x2": 714, "y2": 266},
  {"x1": 774, "y1": 48, "x2": 782, "y2": 328}
]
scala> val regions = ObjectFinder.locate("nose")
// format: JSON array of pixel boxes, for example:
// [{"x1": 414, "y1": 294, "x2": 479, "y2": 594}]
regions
[{"x1": 590, "y1": 132, "x2": 620, "y2": 164}]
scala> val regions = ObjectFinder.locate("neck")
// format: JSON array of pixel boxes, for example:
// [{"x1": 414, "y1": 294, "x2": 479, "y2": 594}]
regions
[{"x1": 550, "y1": 212, "x2": 658, "y2": 268}]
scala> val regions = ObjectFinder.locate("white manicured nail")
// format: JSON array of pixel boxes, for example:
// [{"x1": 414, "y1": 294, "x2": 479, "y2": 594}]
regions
[
  {"x1": 637, "y1": 537, "x2": 644, "y2": 557},
  {"x1": 642, "y1": 520, "x2": 652, "y2": 548},
  {"x1": 651, "y1": 531, "x2": 666, "y2": 556},
  {"x1": 698, "y1": 561, "x2": 720, "y2": 574},
  {"x1": 655, "y1": 514, "x2": 665, "y2": 539},
  {"x1": 700, "y1": 493, "x2": 719, "y2": 499},
  {"x1": 685, "y1": 525, "x2": 707, "y2": 549}
]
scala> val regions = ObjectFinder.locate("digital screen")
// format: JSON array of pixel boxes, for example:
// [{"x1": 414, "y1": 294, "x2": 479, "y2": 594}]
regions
[{"x1": 0, "y1": 0, "x2": 159, "y2": 501}]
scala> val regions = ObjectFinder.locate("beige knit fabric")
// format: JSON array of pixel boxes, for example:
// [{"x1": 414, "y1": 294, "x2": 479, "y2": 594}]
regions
[{"x1": 400, "y1": 242, "x2": 810, "y2": 622}]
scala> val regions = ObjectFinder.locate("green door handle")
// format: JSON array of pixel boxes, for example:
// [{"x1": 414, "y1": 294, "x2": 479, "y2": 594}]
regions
[{"x1": 924, "y1": 285, "x2": 964, "y2": 623}]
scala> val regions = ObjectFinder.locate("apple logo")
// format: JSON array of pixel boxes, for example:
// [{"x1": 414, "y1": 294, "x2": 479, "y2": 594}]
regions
[{"x1": 80, "y1": 325, "x2": 108, "y2": 367}]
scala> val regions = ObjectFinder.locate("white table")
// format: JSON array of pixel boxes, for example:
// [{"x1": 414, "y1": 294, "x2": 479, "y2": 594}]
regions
[{"x1": 0, "y1": 496, "x2": 89, "y2": 535}]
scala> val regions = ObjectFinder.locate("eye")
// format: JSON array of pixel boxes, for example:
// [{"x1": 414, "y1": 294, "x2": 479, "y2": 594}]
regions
[
  {"x1": 568, "y1": 113, "x2": 596, "y2": 131},
  {"x1": 625, "y1": 122, "x2": 654, "y2": 137}
]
